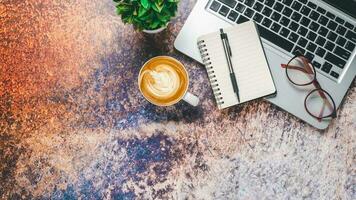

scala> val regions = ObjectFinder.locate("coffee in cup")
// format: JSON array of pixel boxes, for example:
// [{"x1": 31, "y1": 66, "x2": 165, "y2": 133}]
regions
[{"x1": 138, "y1": 56, "x2": 199, "y2": 106}]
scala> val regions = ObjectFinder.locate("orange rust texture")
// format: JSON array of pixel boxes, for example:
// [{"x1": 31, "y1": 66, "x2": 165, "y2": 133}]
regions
[{"x1": 0, "y1": 0, "x2": 122, "y2": 137}]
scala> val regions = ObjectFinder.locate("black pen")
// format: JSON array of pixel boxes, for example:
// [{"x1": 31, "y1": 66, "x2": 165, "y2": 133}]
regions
[{"x1": 220, "y1": 28, "x2": 240, "y2": 102}]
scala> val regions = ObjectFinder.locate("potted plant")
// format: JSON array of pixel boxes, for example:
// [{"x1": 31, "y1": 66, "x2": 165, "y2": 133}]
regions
[{"x1": 114, "y1": 0, "x2": 179, "y2": 33}]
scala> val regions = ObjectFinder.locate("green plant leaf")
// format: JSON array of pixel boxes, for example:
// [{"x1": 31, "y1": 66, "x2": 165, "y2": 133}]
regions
[
  {"x1": 150, "y1": 20, "x2": 160, "y2": 29},
  {"x1": 116, "y1": 3, "x2": 131, "y2": 14},
  {"x1": 141, "y1": 0, "x2": 150, "y2": 9},
  {"x1": 138, "y1": 6, "x2": 149, "y2": 17},
  {"x1": 154, "y1": 2, "x2": 164, "y2": 12}
]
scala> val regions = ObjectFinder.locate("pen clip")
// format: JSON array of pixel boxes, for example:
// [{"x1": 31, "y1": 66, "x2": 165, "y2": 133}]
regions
[
  {"x1": 220, "y1": 28, "x2": 226, "y2": 39},
  {"x1": 220, "y1": 29, "x2": 232, "y2": 56}
]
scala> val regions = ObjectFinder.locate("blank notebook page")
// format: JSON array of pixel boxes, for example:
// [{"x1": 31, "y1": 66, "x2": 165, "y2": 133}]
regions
[{"x1": 197, "y1": 21, "x2": 276, "y2": 109}]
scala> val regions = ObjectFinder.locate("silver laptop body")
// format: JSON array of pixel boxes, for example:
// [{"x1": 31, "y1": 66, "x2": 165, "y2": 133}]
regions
[{"x1": 174, "y1": 0, "x2": 356, "y2": 129}]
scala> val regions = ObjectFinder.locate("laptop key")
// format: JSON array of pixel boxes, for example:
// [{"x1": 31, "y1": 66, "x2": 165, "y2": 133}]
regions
[
  {"x1": 282, "y1": 7, "x2": 293, "y2": 16},
  {"x1": 325, "y1": 53, "x2": 346, "y2": 69},
  {"x1": 271, "y1": 12, "x2": 281, "y2": 22},
  {"x1": 310, "y1": 11, "x2": 320, "y2": 21},
  {"x1": 316, "y1": 47, "x2": 326, "y2": 58},
  {"x1": 264, "y1": 0, "x2": 274, "y2": 7},
  {"x1": 210, "y1": 1, "x2": 222, "y2": 12},
  {"x1": 297, "y1": 26, "x2": 308, "y2": 36},
  {"x1": 253, "y1": 13, "x2": 263, "y2": 23},
  {"x1": 316, "y1": 7, "x2": 326, "y2": 14},
  {"x1": 236, "y1": 15, "x2": 249, "y2": 23},
  {"x1": 245, "y1": 0, "x2": 255, "y2": 7},
  {"x1": 262, "y1": 18, "x2": 273, "y2": 27},
  {"x1": 219, "y1": 5, "x2": 230, "y2": 16},
  {"x1": 316, "y1": 36, "x2": 326, "y2": 46},
  {"x1": 321, "y1": 62, "x2": 332, "y2": 73},
  {"x1": 312, "y1": 61, "x2": 322, "y2": 69},
  {"x1": 300, "y1": 6, "x2": 311, "y2": 16},
  {"x1": 345, "y1": 42, "x2": 355, "y2": 52},
  {"x1": 345, "y1": 30, "x2": 356, "y2": 43},
  {"x1": 262, "y1": 7, "x2": 272, "y2": 17},
  {"x1": 327, "y1": 31, "x2": 337, "y2": 41},
  {"x1": 309, "y1": 22, "x2": 320, "y2": 32},
  {"x1": 330, "y1": 71, "x2": 339, "y2": 79},
  {"x1": 244, "y1": 8, "x2": 254, "y2": 18},
  {"x1": 289, "y1": 21, "x2": 299, "y2": 32},
  {"x1": 325, "y1": 41, "x2": 335, "y2": 51},
  {"x1": 336, "y1": 26, "x2": 346, "y2": 35},
  {"x1": 291, "y1": 12, "x2": 302, "y2": 22},
  {"x1": 327, "y1": 21, "x2": 337, "y2": 29},
  {"x1": 228, "y1": 10, "x2": 239, "y2": 21},
  {"x1": 318, "y1": 27, "x2": 328, "y2": 37},
  {"x1": 253, "y1": 2, "x2": 264, "y2": 12},
  {"x1": 301, "y1": 17, "x2": 311, "y2": 27},
  {"x1": 282, "y1": 0, "x2": 293, "y2": 6},
  {"x1": 271, "y1": 23, "x2": 281, "y2": 33},
  {"x1": 289, "y1": 32, "x2": 299, "y2": 42},
  {"x1": 235, "y1": 3, "x2": 246, "y2": 13},
  {"x1": 280, "y1": 17, "x2": 290, "y2": 27},
  {"x1": 307, "y1": 1, "x2": 317, "y2": 9},
  {"x1": 326, "y1": 12, "x2": 335, "y2": 19},
  {"x1": 257, "y1": 25, "x2": 294, "y2": 52},
  {"x1": 334, "y1": 46, "x2": 351, "y2": 60},
  {"x1": 307, "y1": 31, "x2": 317, "y2": 41},
  {"x1": 345, "y1": 22, "x2": 354, "y2": 30},
  {"x1": 318, "y1": 16, "x2": 329, "y2": 26},
  {"x1": 335, "y1": 17, "x2": 344, "y2": 24},
  {"x1": 235, "y1": 3, "x2": 246, "y2": 12},
  {"x1": 273, "y1": 2, "x2": 284, "y2": 12},
  {"x1": 280, "y1": 28, "x2": 290, "y2": 37},
  {"x1": 218, "y1": 0, "x2": 237, "y2": 8},
  {"x1": 307, "y1": 42, "x2": 317, "y2": 52},
  {"x1": 291, "y1": 1, "x2": 302, "y2": 11},
  {"x1": 298, "y1": 37, "x2": 308, "y2": 47},
  {"x1": 336, "y1": 37, "x2": 346, "y2": 47}
]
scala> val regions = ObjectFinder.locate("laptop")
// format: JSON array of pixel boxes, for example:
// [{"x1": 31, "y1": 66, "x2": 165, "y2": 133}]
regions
[{"x1": 174, "y1": 0, "x2": 356, "y2": 129}]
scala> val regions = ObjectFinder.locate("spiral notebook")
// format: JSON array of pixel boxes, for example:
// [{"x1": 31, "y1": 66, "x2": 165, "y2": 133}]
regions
[{"x1": 197, "y1": 21, "x2": 276, "y2": 109}]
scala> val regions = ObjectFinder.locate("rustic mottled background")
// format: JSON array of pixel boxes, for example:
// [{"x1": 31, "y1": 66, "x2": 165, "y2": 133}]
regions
[{"x1": 0, "y1": 0, "x2": 355, "y2": 199}]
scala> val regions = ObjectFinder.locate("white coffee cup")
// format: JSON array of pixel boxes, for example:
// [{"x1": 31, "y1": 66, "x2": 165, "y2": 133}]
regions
[{"x1": 138, "y1": 56, "x2": 199, "y2": 107}]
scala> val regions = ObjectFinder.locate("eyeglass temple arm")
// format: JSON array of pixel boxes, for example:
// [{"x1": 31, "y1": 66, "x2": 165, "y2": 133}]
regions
[
  {"x1": 300, "y1": 56, "x2": 314, "y2": 74},
  {"x1": 280, "y1": 64, "x2": 314, "y2": 74},
  {"x1": 280, "y1": 55, "x2": 314, "y2": 74}
]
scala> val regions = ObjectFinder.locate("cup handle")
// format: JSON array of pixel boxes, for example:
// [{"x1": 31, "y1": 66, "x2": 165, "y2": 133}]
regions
[{"x1": 183, "y1": 92, "x2": 199, "y2": 106}]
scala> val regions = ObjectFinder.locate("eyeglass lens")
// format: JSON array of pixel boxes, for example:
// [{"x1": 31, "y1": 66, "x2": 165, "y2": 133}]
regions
[{"x1": 286, "y1": 56, "x2": 315, "y2": 85}]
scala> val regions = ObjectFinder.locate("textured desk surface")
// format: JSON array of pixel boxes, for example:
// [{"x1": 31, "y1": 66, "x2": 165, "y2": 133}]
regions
[{"x1": 0, "y1": 0, "x2": 355, "y2": 199}]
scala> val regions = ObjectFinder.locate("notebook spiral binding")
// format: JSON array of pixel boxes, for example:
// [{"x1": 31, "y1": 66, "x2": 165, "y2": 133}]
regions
[{"x1": 197, "y1": 40, "x2": 224, "y2": 106}]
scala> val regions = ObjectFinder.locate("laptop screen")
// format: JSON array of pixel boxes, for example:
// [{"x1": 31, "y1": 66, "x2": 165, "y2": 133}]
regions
[{"x1": 322, "y1": 0, "x2": 356, "y2": 19}]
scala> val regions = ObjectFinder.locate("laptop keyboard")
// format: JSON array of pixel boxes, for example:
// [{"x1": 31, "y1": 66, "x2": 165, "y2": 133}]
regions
[{"x1": 208, "y1": 0, "x2": 356, "y2": 81}]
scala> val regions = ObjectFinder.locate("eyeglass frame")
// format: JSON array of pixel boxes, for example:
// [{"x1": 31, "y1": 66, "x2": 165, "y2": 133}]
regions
[{"x1": 281, "y1": 51, "x2": 337, "y2": 120}]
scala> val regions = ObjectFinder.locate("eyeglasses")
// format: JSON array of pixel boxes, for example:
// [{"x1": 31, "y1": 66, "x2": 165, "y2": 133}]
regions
[{"x1": 281, "y1": 51, "x2": 337, "y2": 120}]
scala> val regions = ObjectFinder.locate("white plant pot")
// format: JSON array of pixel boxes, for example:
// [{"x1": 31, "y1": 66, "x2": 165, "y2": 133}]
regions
[{"x1": 142, "y1": 24, "x2": 168, "y2": 34}]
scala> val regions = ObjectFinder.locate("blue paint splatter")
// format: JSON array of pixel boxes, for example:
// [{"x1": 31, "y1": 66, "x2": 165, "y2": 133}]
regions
[
  {"x1": 118, "y1": 133, "x2": 182, "y2": 184},
  {"x1": 52, "y1": 185, "x2": 77, "y2": 200}
]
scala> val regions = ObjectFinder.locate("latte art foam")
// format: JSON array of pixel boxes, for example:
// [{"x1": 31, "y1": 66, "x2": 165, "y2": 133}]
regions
[
  {"x1": 142, "y1": 64, "x2": 181, "y2": 99},
  {"x1": 139, "y1": 57, "x2": 188, "y2": 106}
]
